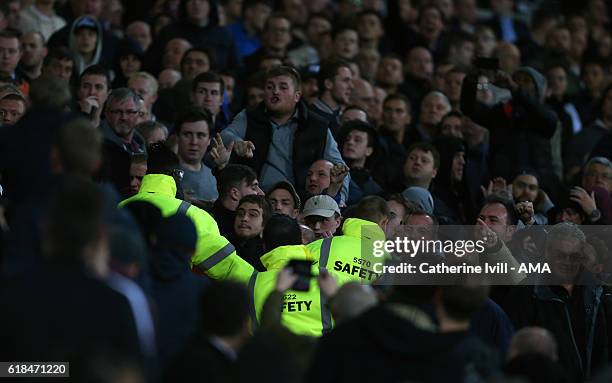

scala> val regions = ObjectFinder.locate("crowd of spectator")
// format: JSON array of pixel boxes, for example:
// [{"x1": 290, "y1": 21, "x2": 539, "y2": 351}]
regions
[{"x1": 2, "y1": 0, "x2": 612, "y2": 382}]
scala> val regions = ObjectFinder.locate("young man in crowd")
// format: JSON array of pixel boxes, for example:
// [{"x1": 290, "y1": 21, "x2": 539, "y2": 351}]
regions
[
  {"x1": 190, "y1": 71, "x2": 228, "y2": 132},
  {"x1": 233, "y1": 194, "x2": 271, "y2": 271},
  {"x1": 301, "y1": 194, "x2": 342, "y2": 240},
  {"x1": 267, "y1": 180, "x2": 300, "y2": 218},
  {"x1": 212, "y1": 164, "x2": 264, "y2": 239},
  {"x1": 176, "y1": 106, "x2": 218, "y2": 201},
  {"x1": 220, "y1": 65, "x2": 350, "y2": 204}
]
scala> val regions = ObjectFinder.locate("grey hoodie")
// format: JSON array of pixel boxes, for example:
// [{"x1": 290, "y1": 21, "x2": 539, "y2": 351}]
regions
[
  {"x1": 68, "y1": 15, "x2": 103, "y2": 74},
  {"x1": 401, "y1": 187, "x2": 435, "y2": 215},
  {"x1": 514, "y1": 66, "x2": 547, "y2": 102}
]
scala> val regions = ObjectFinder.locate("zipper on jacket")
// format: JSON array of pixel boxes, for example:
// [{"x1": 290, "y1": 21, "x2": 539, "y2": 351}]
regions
[{"x1": 562, "y1": 303, "x2": 584, "y2": 374}]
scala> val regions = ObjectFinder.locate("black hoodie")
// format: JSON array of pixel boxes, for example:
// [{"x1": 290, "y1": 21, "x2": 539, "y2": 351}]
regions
[
  {"x1": 307, "y1": 303, "x2": 498, "y2": 383},
  {"x1": 150, "y1": 246, "x2": 210, "y2": 367}
]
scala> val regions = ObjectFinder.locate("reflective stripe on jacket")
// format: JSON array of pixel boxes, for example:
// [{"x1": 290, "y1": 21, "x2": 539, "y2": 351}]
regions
[
  {"x1": 307, "y1": 218, "x2": 386, "y2": 285},
  {"x1": 248, "y1": 245, "x2": 332, "y2": 337},
  {"x1": 119, "y1": 174, "x2": 254, "y2": 283}
]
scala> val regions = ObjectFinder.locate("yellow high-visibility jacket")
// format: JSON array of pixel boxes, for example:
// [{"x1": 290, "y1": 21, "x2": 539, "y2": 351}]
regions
[
  {"x1": 248, "y1": 245, "x2": 332, "y2": 337},
  {"x1": 306, "y1": 218, "x2": 387, "y2": 285},
  {"x1": 119, "y1": 174, "x2": 254, "y2": 283}
]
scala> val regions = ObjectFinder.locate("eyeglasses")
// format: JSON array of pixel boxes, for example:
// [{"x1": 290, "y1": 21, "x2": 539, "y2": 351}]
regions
[{"x1": 108, "y1": 109, "x2": 139, "y2": 117}]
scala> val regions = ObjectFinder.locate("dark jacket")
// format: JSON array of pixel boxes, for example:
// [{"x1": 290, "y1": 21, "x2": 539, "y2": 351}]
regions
[
  {"x1": 574, "y1": 89, "x2": 599, "y2": 126},
  {"x1": 163, "y1": 333, "x2": 235, "y2": 382},
  {"x1": 234, "y1": 100, "x2": 328, "y2": 194},
  {"x1": 400, "y1": 74, "x2": 432, "y2": 117},
  {"x1": 97, "y1": 122, "x2": 146, "y2": 197},
  {"x1": 546, "y1": 96, "x2": 582, "y2": 169},
  {"x1": 461, "y1": 73, "x2": 558, "y2": 182},
  {"x1": 149, "y1": 247, "x2": 210, "y2": 367},
  {"x1": 470, "y1": 298, "x2": 515, "y2": 356},
  {"x1": 485, "y1": 16, "x2": 531, "y2": 44},
  {"x1": 346, "y1": 168, "x2": 383, "y2": 206},
  {"x1": 374, "y1": 129, "x2": 408, "y2": 194},
  {"x1": 0, "y1": 110, "x2": 76, "y2": 276},
  {"x1": 384, "y1": 2, "x2": 422, "y2": 57},
  {"x1": 234, "y1": 235, "x2": 265, "y2": 272},
  {"x1": 0, "y1": 264, "x2": 142, "y2": 363},
  {"x1": 100, "y1": 120, "x2": 147, "y2": 155},
  {"x1": 432, "y1": 137, "x2": 478, "y2": 224},
  {"x1": 590, "y1": 132, "x2": 612, "y2": 161},
  {"x1": 144, "y1": 1, "x2": 240, "y2": 75},
  {"x1": 234, "y1": 290, "x2": 317, "y2": 383},
  {"x1": 48, "y1": 23, "x2": 137, "y2": 72},
  {"x1": 308, "y1": 100, "x2": 342, "y2": 139},
  {"x1": 503, "y1": 272, "x2": 612, "y2": 382},
  {"x1": 211, "y1": 199, "x2": 236, "y2": 240},
  {"x1": 307, "y1": 304, "x2": 498, "y2": 383},
  {"x1": 568, "y1": 119, "x2": 611, "y2": 169}
]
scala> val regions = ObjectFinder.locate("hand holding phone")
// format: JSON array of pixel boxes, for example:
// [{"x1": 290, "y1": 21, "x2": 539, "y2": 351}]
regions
[{"x1": 286, "y1": 259, "x2": 313, "y2": 292}]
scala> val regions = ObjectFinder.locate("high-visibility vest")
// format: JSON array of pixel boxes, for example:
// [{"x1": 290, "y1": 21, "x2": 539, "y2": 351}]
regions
[
  {"x1": 119, "y1": 174, "x2": 254, "y2": 283},
  {"x1": 248, "y1": 245, "x2": 332, "y2": 337},
  {"x1": 306, "y1": 218, "x2": 387, "y2": 285}
]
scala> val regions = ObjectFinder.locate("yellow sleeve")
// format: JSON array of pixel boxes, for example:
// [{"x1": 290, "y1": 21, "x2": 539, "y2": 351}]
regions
[{"x1": 188, "y1": 207, "x2": 254, "y2": 284}]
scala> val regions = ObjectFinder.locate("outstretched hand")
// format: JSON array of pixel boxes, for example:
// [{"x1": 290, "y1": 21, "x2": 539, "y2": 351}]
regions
[
  {"x1": 209, "y1": 133, "x2": 234, "y2": 169},
  {"x1": 234, "y1": 140, "x2": 255, "y2": 158},
  {"x1": 475, "y1": 218, "x2": 499, "y2": 249},
  {"x1": 480, "y1": 177, "x2": 511, "y2": 200}
]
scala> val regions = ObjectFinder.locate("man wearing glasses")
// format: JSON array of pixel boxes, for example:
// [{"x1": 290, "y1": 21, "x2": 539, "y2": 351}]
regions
[{"x1": 101, "y1": 87, "x2": 147, "y2": 154}]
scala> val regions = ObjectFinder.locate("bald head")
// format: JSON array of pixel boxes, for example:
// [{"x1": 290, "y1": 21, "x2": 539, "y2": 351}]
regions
[
  {"x1": 162, "y1": 38, "x2": 192, "y2": 70},
  {"x1": 494, "y1": 42, "x2": 521, "y2": 74},
  {"x1": 158, "y1": 69, "x2": 182, "y2": 90},
  {"x1": 126, "y1": 21, "x2": 152, "y2": 52},
  {"x1": 331, "y1": 282, "x2": 378, "y2": 324},
  {"x1": 508, "y1": 326, "x2": 558, "y2": 361},
  {"x1": 406, "y1": 47, "x2": 434, "y2": 81},
  {"x1": 350, "y1": 78, "x2": 375, "y2": 114},
  {"x1": 420, "y1": 91, "x2": 451, "y2": 127}
]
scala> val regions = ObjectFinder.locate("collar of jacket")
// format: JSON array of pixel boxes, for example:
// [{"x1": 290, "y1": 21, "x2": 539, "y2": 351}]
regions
[
  {"x1": 342, "y1": 218, "x2": 385, "y2": 241},
  {"x1": 100, "y1": 119, "x2": 146, "y2": 150},
  {"x1": 138, "y1": 174, "x2": 176, "y2": 197},
  {"x1": 260, "y1": 244, "x2": 315, "y2": 270},
  {"x1": 533, "y1": 270, "x2": 604, "y2": 302}
]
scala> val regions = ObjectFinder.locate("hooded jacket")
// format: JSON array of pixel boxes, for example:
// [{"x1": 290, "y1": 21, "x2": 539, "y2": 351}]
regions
[
  {"x1": 49, "y1": 16, "x2": 140, "y2": 75},
  {"x1": 150, "y1": 245, "x2": 210, "y2": 366},
  {"x1": 119, "y1": 174, "x2": 255, "y2": 283},
  {"x1": 68, "y1": 16, "x2": 104, "y2": 74},
  {"x1": 306, "y1": 218, "x2": 387, "y2": 285},
  {"x1": 461, "y1": 69, "x2": 558, "y2": 184},
  {"x1": 249, "y1": 245, "x2": 330, "y2": 337},
  {"x1": 432, "y1": 137, "x2": 478, "y2": 224}
]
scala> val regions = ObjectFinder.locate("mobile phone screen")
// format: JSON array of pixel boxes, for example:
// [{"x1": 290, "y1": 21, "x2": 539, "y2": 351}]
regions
[{"x1": 287, "y1": 259, "x2": 313, "y2": 292}]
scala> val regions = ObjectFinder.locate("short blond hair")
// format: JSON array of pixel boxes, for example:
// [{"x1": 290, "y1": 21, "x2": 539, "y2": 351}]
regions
[{"x1": 129, "y1": 71, "x2": 159, "y2": 95}]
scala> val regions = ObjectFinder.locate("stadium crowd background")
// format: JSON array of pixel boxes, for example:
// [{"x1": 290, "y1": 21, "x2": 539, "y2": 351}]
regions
[{"x1": 2, "y1": 0, "x2": 612, "y2": 382}]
